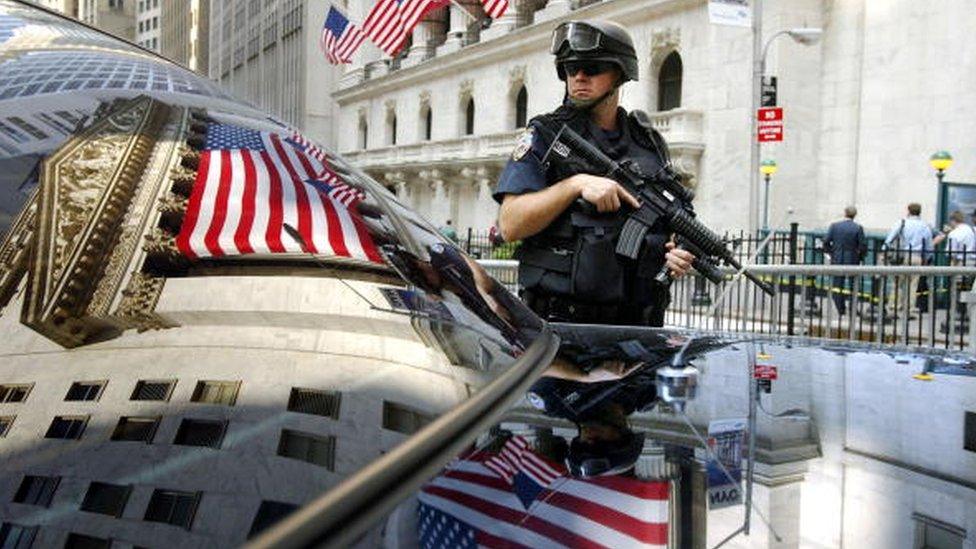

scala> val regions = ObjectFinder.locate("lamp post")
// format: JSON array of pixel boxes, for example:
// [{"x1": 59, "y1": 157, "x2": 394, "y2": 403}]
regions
[
  {"x1": 749, "y1": 26, "x2": 822, "y2": 232},
  {"x1": 930, "y1": 150, "x2": 953, "y2": 229},
  {"x1": 760, "y1": 159, "x2": 778, "y2": 231}
]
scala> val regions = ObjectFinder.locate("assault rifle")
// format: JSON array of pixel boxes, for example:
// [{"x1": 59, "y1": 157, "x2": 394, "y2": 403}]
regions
[{"x1": 536, "y1": 120, "x2": 775, "y2": 297}]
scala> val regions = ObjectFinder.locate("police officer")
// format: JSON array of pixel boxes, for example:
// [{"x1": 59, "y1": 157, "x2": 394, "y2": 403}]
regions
[{"x1": 493, "y1": 20, "x2": 695, "y2": 326}]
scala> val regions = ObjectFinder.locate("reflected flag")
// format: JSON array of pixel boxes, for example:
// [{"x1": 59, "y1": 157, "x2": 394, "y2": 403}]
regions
[
  {"x1": 320, "y1": 5, "x2": 366, "y2": 64},
  {"x1": 176, "y1": 124, "x2": 383, "y2": 264},
  {"x1": 418, "y1": 435, "x2": 670, "y2": 548},
  {"x1": 480, "y1": 0, "x2": 508, "y2": 19}
]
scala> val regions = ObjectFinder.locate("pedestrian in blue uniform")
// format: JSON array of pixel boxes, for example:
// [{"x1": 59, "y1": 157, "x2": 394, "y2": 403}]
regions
[{"x1": 493, "y1": 20, "x2": 695, "y2": 326}]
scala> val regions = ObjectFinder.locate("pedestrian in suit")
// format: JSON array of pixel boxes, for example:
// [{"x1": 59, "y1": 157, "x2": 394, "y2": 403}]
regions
[{"x1": 823, "y1": 206, "x2": 866, "y2": 316}]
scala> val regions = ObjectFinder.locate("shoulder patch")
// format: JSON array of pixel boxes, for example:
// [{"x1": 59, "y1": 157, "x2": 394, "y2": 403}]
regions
[{"x1": 511, "y1": 126, "x2": 535, "y2": 161}]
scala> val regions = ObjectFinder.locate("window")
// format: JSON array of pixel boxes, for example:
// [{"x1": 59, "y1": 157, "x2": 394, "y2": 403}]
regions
[
  {"x1": 277, "y1": 429, "x2": 335, "y2": 470},
  {"x1": 131, "y1": 380, "x2": 175, "y2": 401},
  {"x1": 65, "y1": 381, "x2": 106, "y2": 402},
  {"x1": 287, "y1": 388, "x2": 341, "y2": 419},
  {"x1": 0, "y1": 384, "x2": 32, "y2": 403},
  {"x1": 0, "y1": 523, "x2": 37, "y2": 549},
  {"x1": 190, "y1": 380, "x2": 240, "y2": 405},
  {"x1": 913, "y1": 513, "x2": 965, "y2": 549},
  {"x1": 80, "y1": 482, "x2": 131, "y2": 517},
  {"x1": 515, "y1": 85, "x2": 528, "y2": 129},
  {"x1": 657, "y1": 51, "x2": 682, "y2": 111},
  {"x1": 386, "y1": 112, "x2": 397, "y2": 146},
  {"x1": 0, "y1": 416, "x2": 13, "y2": 437},
  {"x1": 144, "y1": 490, "x2": 200, "y2": 529},
  {"x1": 13, "y1": 475, "x2": 59, "y2": 507},
  {"x1": 382, "y1": 401, "x2": 431, "y2": 435},
  {"x1": 420, "y1": 104, "x2": 432, "y2": 141},
  {"x1": 173, "y1": 419, "x2": 227, "y2": 448},
  {"x1": 358, "y1": 117, "x2": 368, "y2": 150},
  {"x1": 64, "y1": 533, "x2": 111, "y2": 549},
  {"x1": 464, "y1": 97, "x2": 475, "y2": 135},
  {"x1": 965, "y1": 411, "x2": 975, "y2": 452},
  {"x1": 111, "y1": 417, "x2": 160, "y2": 443},
  {"x1": 45, "y1": 416, "x2": 88, "y2": 439},
  {"x1": 247, "y1": 500, "x2": 299, "y2": 539}
]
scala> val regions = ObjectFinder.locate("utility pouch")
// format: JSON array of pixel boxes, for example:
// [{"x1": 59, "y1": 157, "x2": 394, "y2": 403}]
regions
[
  {"x1": 515, "y1": 245, "x2": 573, "y2": 298},
  {"x1": 570, "y1": 212, "x2": 626, "y2": 303}
]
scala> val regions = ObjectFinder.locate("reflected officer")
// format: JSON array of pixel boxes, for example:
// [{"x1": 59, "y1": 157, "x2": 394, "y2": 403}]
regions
[{"x1": 493, "y1": 20, "x2": 694, "y2": 327}]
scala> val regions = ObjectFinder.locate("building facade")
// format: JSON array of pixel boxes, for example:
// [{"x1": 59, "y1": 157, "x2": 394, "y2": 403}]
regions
[
  {"x1": 207, "y1": 0, "x2": 341, "y2": 148},
  {"x1": 77, "y1": 0, "x2": 133, "y2": 41},
  {"x1": 159, "y1": 0, "x2": 209, "y2": 76},
  {"x1": 331, "y1": 0, "x2": 976, "y2": 235},
  {"x1": 133, "y1": 0, "x2": 158, "y2": 51}
]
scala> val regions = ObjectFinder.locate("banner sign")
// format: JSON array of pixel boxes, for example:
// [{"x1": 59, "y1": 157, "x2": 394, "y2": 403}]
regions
[
  {"x1": 706, "y1": 418, "x2": 746, "y2": 509},
  {"x1": 708, "y1": 0, "x2": 751, "y2": 27}
]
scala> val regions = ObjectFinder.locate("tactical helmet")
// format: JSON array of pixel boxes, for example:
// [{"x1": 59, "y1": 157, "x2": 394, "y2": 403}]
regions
[{"x1": 551, "y1": 20, "x2": 639, "y2": 83}]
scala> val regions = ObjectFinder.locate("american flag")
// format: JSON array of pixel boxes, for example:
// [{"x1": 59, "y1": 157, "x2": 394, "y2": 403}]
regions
[
  {"x1": 363, "y1": 0, "x2": 449, "y2": 57},
  {"x1": 320, "y1": 5, "x2": 366, "y2": 64},
  {"x1": 176, "y1": 124, "x2": 383, "y2": 264},
  {"x1": 480, "y1": 0, "x2": 508, "y2": 19},
  {"x1": 418, "y1": 436, "x2": 670, "y2": 548}
]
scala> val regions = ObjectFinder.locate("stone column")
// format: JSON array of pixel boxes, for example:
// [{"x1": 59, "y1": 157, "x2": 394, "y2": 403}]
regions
[
  {"x1": 403, "y1": 20, "x2": 439, "y2": 68},
  {"x1": 534, "y1": 0, "x2": 571, "y2": 22},
  {"x1": 438, "y1": 2, "x2": 471, "y2": 54},
  {"x1": 481, "y1": 0, "x2": 523, "y2": 40},
  {"x1": 420, "y1": 169, "x2": 448, "y2": 225},
  {"x1": 470, "y1": 165, "x2": 498, "y2": 232}
]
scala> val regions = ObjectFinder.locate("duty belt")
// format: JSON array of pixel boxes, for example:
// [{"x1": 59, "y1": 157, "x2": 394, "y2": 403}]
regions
[{"x1": 524, "y1": 291, "x2": 644, "y2": 325}]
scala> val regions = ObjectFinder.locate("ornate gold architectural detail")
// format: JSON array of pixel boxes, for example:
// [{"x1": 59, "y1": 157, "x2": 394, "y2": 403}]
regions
[
  {"x1": 115, "y1": 272, "x2": 175, "y2": 331},
  {"x1": 157, "y1": 193, "x2": 189, "y2": 216},
  {"x1": 22, "y1": 96, "x2": 176, "y2": 347},
  {"x1": 143, "y1": 227, "x2": 183, "y2": 263},
  {"x1": 0, "y1": 192, "x2": 37, "y2": 312}
]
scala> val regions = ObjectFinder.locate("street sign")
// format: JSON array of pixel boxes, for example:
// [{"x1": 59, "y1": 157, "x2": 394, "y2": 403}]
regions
[
  {"x1": 757, "y1": 107, "x2": 784, "y2": 142},
  {"x1": 761, "y1": 76, "x2": 777, "y2": 107},
  {"x1": 757, "y1": 125, "x2": 783, "y2": 142},
  {"x1": 757, "y1": 107, "x2": 783, "y2": 121},
  {"x1": 753, "y1": 364, "x2": 778, "y2": 380}
]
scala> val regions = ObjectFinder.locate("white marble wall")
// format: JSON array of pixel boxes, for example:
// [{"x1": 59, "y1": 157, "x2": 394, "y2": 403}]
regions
[{"x1": 330, "y1": 0, "x2": 976, "y2": 236}]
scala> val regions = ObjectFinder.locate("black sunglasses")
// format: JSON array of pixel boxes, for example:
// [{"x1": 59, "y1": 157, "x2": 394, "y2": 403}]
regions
[{"x1": 561, "y1": 60, "x2": 617, "y2": 77}]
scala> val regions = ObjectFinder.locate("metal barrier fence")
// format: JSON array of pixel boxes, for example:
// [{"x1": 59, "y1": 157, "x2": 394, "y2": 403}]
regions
[
  {"x1": 476, "y1": 260, "x2": 976, "y2": 352},
  {"x1": 461, "y1": 225, "x2": 976, "y2": 266}
]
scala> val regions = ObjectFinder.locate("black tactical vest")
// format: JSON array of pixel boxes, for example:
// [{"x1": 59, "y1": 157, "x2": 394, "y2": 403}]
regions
[{"x1": 515, "y1": 105, "x2": 673, "y2": 313}]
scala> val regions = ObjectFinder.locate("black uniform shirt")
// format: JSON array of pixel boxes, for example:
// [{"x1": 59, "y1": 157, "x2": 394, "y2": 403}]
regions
[{"x1": 493, "y1": 107, "x2": 666, "y2": 204}]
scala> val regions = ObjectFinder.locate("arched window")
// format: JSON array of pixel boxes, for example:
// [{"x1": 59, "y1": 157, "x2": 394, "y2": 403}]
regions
[
  {"x1": 515, "y1": 86, "x2": 528, "y2": 129},
  {"x1": 358, "y1": 116, "x2": 368, "y2": 150},
  {"x1": 464, "y1": 97, "x2": 475, "y2": 135},
  {"x1": 386, "y1": 110, "x2": 397, "y2": 146},
  {"x1": 658, "y1": 51, "x2": 682, "y2": 111},
  {"x1": 420, "y1": 104, "x2": 432, "y2": 141}
]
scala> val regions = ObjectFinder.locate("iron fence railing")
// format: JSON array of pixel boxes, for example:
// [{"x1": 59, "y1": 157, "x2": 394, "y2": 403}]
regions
[
  {"x1": 459, "y1": 225, "x2": 976, "y2": 267},
  {"x1": 476, "y1": 261, "x2": 975, "y2": 352}
]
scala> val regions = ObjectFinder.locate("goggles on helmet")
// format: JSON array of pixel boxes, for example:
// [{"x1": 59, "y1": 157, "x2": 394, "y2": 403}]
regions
[{"x1": 550, "y1": 22, "x2": 604, "y2": 55}]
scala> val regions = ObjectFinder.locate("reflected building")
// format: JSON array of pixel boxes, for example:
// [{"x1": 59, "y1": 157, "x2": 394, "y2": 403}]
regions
[
  {"x1": 418, "y1": 337, "x2": 976, "y2": 549},
  {"x1": 207, "y1": 0, "x2": 339, "y2": 150},
  {"x1": 159, "y1": 0, "x2": 208, "y2": 76}
]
